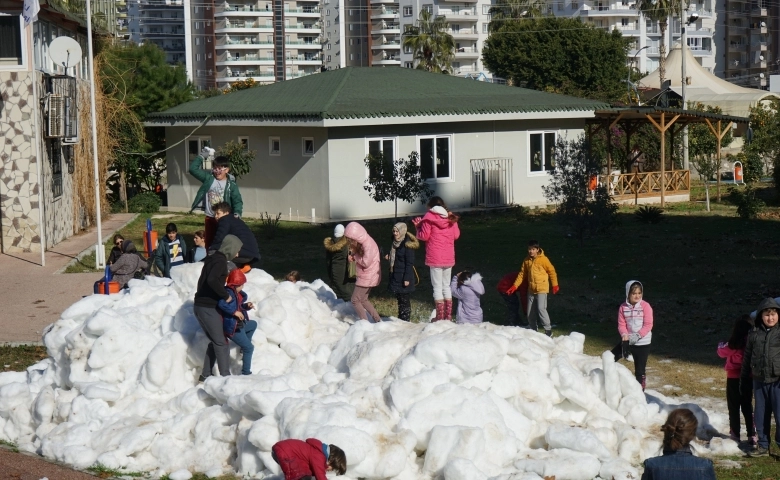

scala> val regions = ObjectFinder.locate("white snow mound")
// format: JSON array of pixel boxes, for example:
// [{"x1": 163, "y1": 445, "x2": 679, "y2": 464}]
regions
[{"x1": 0, "y1": 264, "x2": 724, "y2": 478}]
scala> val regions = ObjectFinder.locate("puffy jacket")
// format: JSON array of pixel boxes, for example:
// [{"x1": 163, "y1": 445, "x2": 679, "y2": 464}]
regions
[
  {"x1": 718, "y1": 342, "x2": 746, "y2": 379},
  {"x1": 617, "y1": 280, "x2": 653, "y2": 346},
  {"x1": 217, "y1": 288, "x2": 249, "y2": 337},
  {"x1": 188, "y1": 155, "x2": 244, "y2": 217},
  {"x1": 741, "y1": 297, "x2": 780, "y2": 384},
  {"x1": 415, "y1": 209, "x2": 460, "y2": 268},
  {"x1": 194, "y1": 236, "x2": 243, "y2": 308},
  {"x1": 272, "y1": 438, "x2": 329, "y2": 480},
  {"x1": 511, "y1": 249, "x2": 558, "y2": 294},
  {"x1": 641, "y1": 447, "x2": 716, "y2": 480},
  {"x1": 344, "y1": 222, "x2": 380, "y2": 288},
  {"x1": 388, "y1": 233, "x2": 418, "y2": 294},
  {"x1": 324, "y1": 236, "x2": 355, "y2": 301},
  {"x1": 451, "y1": 273, "x2": 485, "y2": 324},
  {"x1": 153, "y1": 234, "x2": 189, "y2": 278}
]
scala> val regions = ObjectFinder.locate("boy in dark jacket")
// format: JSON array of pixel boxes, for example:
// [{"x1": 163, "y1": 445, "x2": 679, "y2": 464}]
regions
[
  {"x1": 741, "y1": 297, "x2": 780, "y2": 457},
  {"x1": 195, "y1": 234, "x2": 243, "y2": 382},
  {"x1": 271, "y1": 438, "x2": 347, "y2": 480},
  {"x1": 324, "y1": 224, "x2": 354, "y2": 301},
  {"x1": 217, "y1": 268, "x2": 257, "y2": 375},
  {"x1": 153, "y1": 222, "x2": 189, "y2": 278},
  {"x1": 189, "y1": 147, "x2": 244, "y2": 248},
  {"x1": 386, "y1": 222, "x2": 418, "y2": 321},
  {"x1": 210, "y1": 202, "x2": 261, "y2": 270}
]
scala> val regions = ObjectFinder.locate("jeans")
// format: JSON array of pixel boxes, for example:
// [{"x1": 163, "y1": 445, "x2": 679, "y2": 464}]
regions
[
  {"x1": 194, "y1": 305, "x2": 231, "y2": 377},
  {"x1": 230, "y1": 320, "x2": 257, "y2": 375},
  {"x1": 527, "y1": 292, "x2": 550, "y2": 330},
  {"x1": 500, "y1": 292, "x2": 522, "y2": 326},
  {"x1": 753, "y1": 379, "x2": 780, "y2": 449},
  {"x1": 430, "y1": 267, "x2": 452, "y2": 301},
  {"x1": 351, "y1": 286, "x2": 381, "y2": 322}
]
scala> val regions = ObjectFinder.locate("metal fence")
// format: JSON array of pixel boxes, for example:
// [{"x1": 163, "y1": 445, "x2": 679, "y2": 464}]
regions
[{"x1": 470, "y1": 158, "x2": 513, "y2": 207}]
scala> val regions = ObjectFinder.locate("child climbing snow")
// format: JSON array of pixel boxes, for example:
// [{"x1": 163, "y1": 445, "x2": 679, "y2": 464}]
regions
[
  {"x1": 271, "y1": 438, "x2": 347, "y2": 480},
  {"x1": 718, "y1": 315, "x2": 756, "y2": 445},
  {"x1": 451, "y1": 270, "x2": 484, "y2": 324},
  {"x1": 505, "y1": 240, "x2": 559, "y2": 336},
  {"x1": 217, "y1": 268, "x2": 257, "y2": 375},
  {"x1": 611, "y1": 280, "x2": 653, "y2": 390}
]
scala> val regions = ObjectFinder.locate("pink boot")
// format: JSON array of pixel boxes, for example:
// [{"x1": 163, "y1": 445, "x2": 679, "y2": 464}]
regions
[
  {"x1": 443, "y1": 299, "x2": 453, "y2": 321},
  {"x1": 433, "y1": 301, "x2": 445, "y2": 322}
]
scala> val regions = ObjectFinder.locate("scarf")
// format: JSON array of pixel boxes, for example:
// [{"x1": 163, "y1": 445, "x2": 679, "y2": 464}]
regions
[{"x1": 389, "y1": 222, "x2": 407, "y2": 272}]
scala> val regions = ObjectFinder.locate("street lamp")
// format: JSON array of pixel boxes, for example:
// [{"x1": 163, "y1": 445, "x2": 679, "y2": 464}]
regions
[
  {"x1": 626, "y1": 45, "x2": 649, "y2": 105},
  {"x1": 681, "y1": 10, "x2": 698, "y2": 170}
]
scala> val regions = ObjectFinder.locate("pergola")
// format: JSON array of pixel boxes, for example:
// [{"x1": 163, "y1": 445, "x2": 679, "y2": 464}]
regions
[{"x1": 586, "y1": 107, "x2": 749, "y2": 206}]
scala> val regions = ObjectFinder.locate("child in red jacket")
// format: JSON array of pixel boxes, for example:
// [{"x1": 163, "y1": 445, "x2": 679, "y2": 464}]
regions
[
  {"x1": 718, "y1": 315, "x2": 756, "y2": 445},
  {"x1": 272, "y1": 438, "x2": 346, "y2": 480}
]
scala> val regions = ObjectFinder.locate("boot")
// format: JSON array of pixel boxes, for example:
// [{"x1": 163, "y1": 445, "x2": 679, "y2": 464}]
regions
[
  {"x1": 433, "y1": 301, "x2": 445, "y2": 322},
  {"x1": 640, "y1": 375, "x2": 647, "y2": 392},
  {"x1": 443, "y1": 299, "x2": 453, "y2": 321}
]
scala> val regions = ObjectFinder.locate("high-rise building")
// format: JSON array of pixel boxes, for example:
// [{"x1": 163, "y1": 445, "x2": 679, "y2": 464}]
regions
[
  {"x1": 323, "y1": 0, "x2": 372, "y2": 69},
  {"x1": 185, "y1": 0, "x2": 218, "y2": 90},
  {"x1": 128, "y1": 0, "x2": 187, "y2": 64},
  {"x1": 722, "y1": 0, "x2": 775, "y2": 88}
]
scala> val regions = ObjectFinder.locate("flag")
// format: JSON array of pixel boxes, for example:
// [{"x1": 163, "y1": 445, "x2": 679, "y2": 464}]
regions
[{"x1": 23, "y1": 0, "x2": 40, "y2": 25}]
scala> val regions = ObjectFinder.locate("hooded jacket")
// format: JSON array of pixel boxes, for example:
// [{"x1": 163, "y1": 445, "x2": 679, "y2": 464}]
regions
[
  {"x1": 218, "y1": 288, "x2": 249, "y2": 337},
  {"x1": 415, "y1": 208, "x2": 460, "y2": 268},
  {"x1": 511, "y1": 248, "x2": 558, "y2": 294},
  {"x1": 388, "y1": 233, "x2": 419, "y2": 294},
  {"x1": 451, "y1": 273, "x2": 485, "y2": 324},
  {"x1": 741, "y1": 297, "x2": 780, "y2": 384},
  {"x1": 109, "y1": 241, "x2": 147, "y2": 288},
  {"x1": 194, "y1": 235, "x2": 243, "y2": 308},
  {"x1": 617, "y1": 280, "x2": 653, "y2": 346},
  {"x1": 344, "y1": 222, "x2": 380, "y2": 288},
  {"x1": 188, "y1": 155, "x2": 244, "y2": 217},
  {"x1": 272, "y1": 438, "x2": 329, "y2": 480},
  {"x1": 153, "y1": 233, "x2": 189, "y2": 278},
  {"x1": 324, "y1": 235, "x2": 355, "y2": 301}
]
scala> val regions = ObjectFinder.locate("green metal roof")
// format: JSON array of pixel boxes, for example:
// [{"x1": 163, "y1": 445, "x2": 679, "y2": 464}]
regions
[{"x1": 148, "y1": 67, "x2": 609, "y2": 123}]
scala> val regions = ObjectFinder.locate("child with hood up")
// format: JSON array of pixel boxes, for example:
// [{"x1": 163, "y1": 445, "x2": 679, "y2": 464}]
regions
[
  {"x1": 386, "y1": 222, "x2": 418, "y2": 321},
  {"x1": 451, "y1": 270, "x2": 484, "y2": 324},
  {"x1": 344, "y1": 222, "x2": 382, "y2": 323},
  {"x1": 218, "y1": 268, "x2": 257, "y2": 376},
  {"x1": 611, "y1": 280, "x2": 653, "y2": 390}
]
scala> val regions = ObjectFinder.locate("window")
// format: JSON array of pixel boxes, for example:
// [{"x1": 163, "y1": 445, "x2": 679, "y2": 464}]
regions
[
  {"x1": 419, "y1": 135, "x2": 452, "y2": 181},
  {"x1": 327, "y1": 20, "x2": 331, "y2": 27},
  {"x1": 327, "y1": 54, "x2": 331, "y2": 61},
  {"x1": 482, "y1": 23, "x2": 489, "y2": 33},
  {"x1": 528, "y1": 132, "x2": 556, "y2": 174},
  {"x1": 349, "y1": 24, "x2": 354, "y2": 31},
  {"x1": 356, "y1": 38, "x2": 360, "y2": 44},
  {"x1": 405, "y1": 62, "x2": 413, "y2": 68},
  {"x1": 326, "y1": 9, "x2": 330, "y2": 15},
  {"x1": 269, "y1": 136, "x2": 281, "y2": 155},
  {"x1": 349, "y1": 38, "x2": 353, "y2": 45},
  {"x1": 349, "y1": 53, "x2": 353, "y2": 60},
  {"x1": 403, "y1": 6, "x2": 413, "y2": 16},
  {"x1": 195, "y1": 6, "x2": 199, "y2": 12},
  {"x1": 482, "y1": 5, "x2": 491, "y2": 14},
  {"x1": 422, "y1": 4, "x2": 433, "y2": 13},
  {"x1": 188, "y1": 137, "x2": 212, "y2": 168},
  {"x1": 0, "y1": 14, "x2": 24, "y2": 68},
  {"x1": 302, "y1": 137, "x2": 314, "y2": 156},
  {"x1": 327, "y1": 43, "x2": 331, "y2": 50},
  {"x1": 366, "y1": 138, "x2": 396, "y2": 181},
  {"x1": 238, "y1": 136, "x2": 249, "y2": 149},
  {"x1": 196, "y1": 53, "x2": 201, "y2": 61},
  {"x1": 349, "y1": 9, "x2": 354, "y2": 15},
  {"x1": 403, "y1": 45, "x2": 412, "y2": 54},
  {"x1": 195, "y1": 37, "x2": 201, "y2": 45}
]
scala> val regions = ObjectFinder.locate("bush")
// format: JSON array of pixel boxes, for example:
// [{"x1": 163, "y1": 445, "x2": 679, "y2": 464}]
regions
[
  {"x1": 634, "y1": 205, "x2": 664, "y2": 224},
  {"x1": 127, "y1": 192, "x2": 161, "y2": 213},
  {"x1": 729, "y1": 185, "x2": 765, "y2": 219},
  {"x1": 260, "y1": 212, "x2": 282, "y2": 239},
  {"x1": 511, "y1": 204, "x2": 531, "y2": 222}
]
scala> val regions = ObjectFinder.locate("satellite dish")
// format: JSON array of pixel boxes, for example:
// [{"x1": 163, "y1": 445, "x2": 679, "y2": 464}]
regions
[
  {"x1": 760, "y1": 73, "x2": 765, "y2": 78},
  {"x1": 761, "y1": 21, "x2": 766, "y2": 27},
  {"x1": 48, "y1": 36, "x2": 83, "y2": 69},
  {"x1": 759, "y1": 55, "x2": 765, "y2": 61}
]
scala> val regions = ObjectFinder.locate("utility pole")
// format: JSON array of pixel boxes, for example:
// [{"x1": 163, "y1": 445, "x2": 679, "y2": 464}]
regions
[{"x1": 681, "y1": 8, "x2": 698, "y2": 171}]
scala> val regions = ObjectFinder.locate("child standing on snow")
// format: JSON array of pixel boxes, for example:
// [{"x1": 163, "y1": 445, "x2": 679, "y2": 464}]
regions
[
  {"x1": 386, "y1": 222, "x2": 418, "y2": 321},
  {"x1": 271, "y1": 438, "x2": 347, "y2": 480},
  {"x1": 611, "y1": 280, "x2": 653, "y2": 390},
  {"x1": 217, "y1": 269, "x2": 257, "y2": 375},
  {"x1": 451, "y1": 270, "x2": 484, "y2": 324},
  {"x1": 344, "y1": 222, "x2": 382, "y2": 323},
  {"x1": 504, "y1": 240, "x2": 559, "y2": 336},
  {"x1": 718, "y1": 315, "x2": 756, "y2": 445}
]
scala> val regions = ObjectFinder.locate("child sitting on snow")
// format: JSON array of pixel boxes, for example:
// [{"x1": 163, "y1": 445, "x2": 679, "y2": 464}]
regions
[
  {"x1": 271, "y1": 438, "x2": 347, "y2": 480},
  {"x1": 217, "y1": 269, "x2": 257, "y2": 375},
  {"x1": 641, "y1": 408, "x2": 716, "y2": 480},
  {"x1": 611, "y1": 280, "x2": 653, "y2": 391},
  {"x1": 450, "y1": 270, "x2": 484, "y2": 324},
  {"x1": 717, "y1": 315, "x2": 755, "y2": 445}
]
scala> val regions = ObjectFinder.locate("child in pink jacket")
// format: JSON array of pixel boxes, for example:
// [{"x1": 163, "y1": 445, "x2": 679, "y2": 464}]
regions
[
  {"x1": 718, "y1": 315, "x2": 755, "y2": 444},
  {"x1": 610, "y1": 280, "x2": 653, "y2": 390},
  {"x1": 344, "y1": 222, "x2": 382, "y2": 323},
  {"x1": 412, "y1": 196, "x2": 460, "y2": 322}
]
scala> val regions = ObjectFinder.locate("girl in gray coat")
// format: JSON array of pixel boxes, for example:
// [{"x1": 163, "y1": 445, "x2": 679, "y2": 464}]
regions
[
  {"x1": 109, "y1": 241, "x2": 147, "y2": 288},
  {"x1": 450, "y1": 271, "x2": 484, "y2": 324}
]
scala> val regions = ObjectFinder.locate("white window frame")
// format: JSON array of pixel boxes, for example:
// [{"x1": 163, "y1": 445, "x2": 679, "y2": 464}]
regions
[
  {"x1": 527, "y1": 131, "x2": 557, "y2": 176},
  {"x1": 302, "y1": 137, "x2": 314, "y2": 156},
  {"x1": 403, "y1": 5, "x2": 413, "y2": 16},
  {"x1": 269, "y1": 136, "x2": 281, "y2": 156},
  {"x1": 238, "y1": 136, "x2": 249, "y2": 149},
  {"x1": 364, "y1": 137, "x2": 398, "y2": 180},
  {"x1": 416, "y1": 134, "x2": 454, "y2": 183},
  {"x1": 0, "y1": 13, "x2": 28, "y2": 71},
  {"x1": 187, "y1": 136, "x2": 212, "y2": 169}
]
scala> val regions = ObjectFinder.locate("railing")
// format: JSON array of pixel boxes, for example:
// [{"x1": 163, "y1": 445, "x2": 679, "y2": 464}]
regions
[
  {"x1": 448, "y1": 28, "x2": 478, "y2": 35},
  {"x1": 286, "y1": 39, "x2": 322, "y2": 45},
  {"x1": 440, "y1": 9, "x2": 477, "y2": 16},
  {"x1": 598, "y1": 170, "x2": 690, "y2": 198},
  {"x1": 223, "y1": 5, "x2": 258, "y2": 12},
  {"x1": 375, "y1": 23, "x2": 399, "y2": 29},
  {"x1": 456, "y1": 47, "x2": 479, "y2": 53}
]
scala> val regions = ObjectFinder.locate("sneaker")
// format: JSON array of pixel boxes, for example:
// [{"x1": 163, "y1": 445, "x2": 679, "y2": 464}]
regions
[
  {"x1": 197, "y1": 374, "x2": 208, "y2": 384},
  {"x1": 749, "y1": 446, "x2": 769, "y2": 457},
  {"x1": 750, "y1": 435, "x2": 758, "y2": 446},
  {"x1": 545, "y1": 330, "x2": 553, "y2": 337},
  {"x1": 729, "y1": 430, "x2": 740, "y2": 442}
]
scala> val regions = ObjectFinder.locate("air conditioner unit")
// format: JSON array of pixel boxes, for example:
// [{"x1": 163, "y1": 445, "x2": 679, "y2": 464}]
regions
[{"x1": 47, "y1": 94, "x2": 65, "y2": 138}]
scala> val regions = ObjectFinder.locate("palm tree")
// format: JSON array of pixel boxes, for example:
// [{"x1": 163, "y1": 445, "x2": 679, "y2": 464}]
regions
[
  {"x1": 487, "y1": 0, "x2": 546, "y2": 31},
  {"x1": 402, "y1": 9, "x2": 455, "y2": 74},
  {"x1": 637, "y1": 0, "x2": 682, "y2": 85}
]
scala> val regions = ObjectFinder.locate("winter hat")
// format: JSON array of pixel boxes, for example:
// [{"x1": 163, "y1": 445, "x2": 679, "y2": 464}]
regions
[
  {"x1": 333, "y1": 224, "x2": 345, "y2": 239},
  {"x1": 218, "y1": 234, "x2": 243, "y2": 259},
  {"x1": 431, "y1": 206, "x2": 449, "y2": 218},
  {"x1": 393, "y1": 222, "x2": 407, "y2": 238},
  {"x1": 226, "y1": 268, "x2": 247, "y2": 287},
  {"x1": 122, "y1": 240, "x2": 138, "y2": 254}
]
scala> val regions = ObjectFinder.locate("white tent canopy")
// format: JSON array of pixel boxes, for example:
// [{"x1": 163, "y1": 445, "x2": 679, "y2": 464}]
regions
[{"x1": 639, "y1": 45, "x2": 778, "y2": 117}]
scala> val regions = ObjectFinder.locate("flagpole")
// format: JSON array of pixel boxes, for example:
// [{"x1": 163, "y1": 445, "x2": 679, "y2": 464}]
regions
[{"x1": 84, "y1": 0, "x2": 104, "y2": 268}]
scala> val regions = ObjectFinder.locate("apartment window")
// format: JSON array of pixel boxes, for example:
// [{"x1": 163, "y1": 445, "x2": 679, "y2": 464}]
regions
[
  {"x1": 482, "y1": 5, "x2": 491, "y2": 14},
  {"x1": 327, "y1": 43, "x2": 331, "y2": 50},
  {"x1": 188, "y1": 137, "x2": 212, "y2": 166},
  {"x1": 529, "y1": 132, "x2": 556, "y2": 174},
  {"x1": 405, "y1": 62, "x2": 413, "y2": 68},
  {"x1": 422, "y1": 4, "x2": 433, "y2": 13},
  {"x1": 403, "y1": 6, "x2": 413, "y2": 16},
  {"x1": 326, "y1": 9, "x2": 330, "y2": 15},
  {"x1": 238, "y1": 136, "x2": 249, "y2": 149},
  {"x1": 207, "y1": 53, "x2": 212, "y2": 59},
  {"x1": 327, "y1": 32, "x2": 331, "y2": 38},
  {"x1": 196, "y1": 37, "x2": 201, "y2": 45},
  {"x1": 350, "y1": 53, "x2": 353, "y2": 60},
  {"x1": 403, "y1": 45, "x2": 412, "y2": 54},
  {"x1": 356, "y1": 38, "x2": 360, "y2": 44},
  {"x1": 0, "y1": 14, "x2": 25, "y2": 68},
  {"x1": 357, "y1": 53, "x2": 361, "y2": 59},
  {"x1": 196, "y1": 53, "x2": 201, "y2": 61},
  {"x1": 366, "y1": 138, "x2": 396, "y2": 181},
  {"x1": 349, "y1": 24, "x2": 354, "y2": 31},
  {"x1": 327, "y1": 20, "x2": 331, "y2": 27},
  {"x1": 350, "y1": 38, "x2": 353, "y2": 45},
  {"x1": 349, "y1": 9, "x2": 354, "y2": 15},
  {"x1": 269, "y1": 136, "x2": 281, "y2": 156},
  {"x1": 302, "y1": 137, "x2": 314, "y2": 156},
  {"x1": 622, "y1": 18, "x2": 629, "y2": 26},
  {"x1": 327, "y1": 54, "x2": 331, "y2": 61},
  {"x1": 194, "y1": 6, "x2": 199, "y2": 12},
  {"x1": 419, "y1": 135, "x2": 452, "y2": 181},
  {"x1": 208, "y1": 37, "x2": 212, "y2": 43},
  {"x1": 482, "y1": 23, "x2": 489, "y2": 33},
  {"x1": 571, "y1": 1, "x2": 579, "y2": 8}
]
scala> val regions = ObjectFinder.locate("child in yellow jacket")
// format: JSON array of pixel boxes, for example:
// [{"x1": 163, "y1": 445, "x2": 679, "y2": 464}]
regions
[{"x1": 505, "y1": 240, "x2": 559, "y2": 336}]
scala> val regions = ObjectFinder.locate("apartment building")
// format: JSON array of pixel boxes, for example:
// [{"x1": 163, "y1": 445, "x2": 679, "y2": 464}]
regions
[
  {"x1": 723, "y1": 0, "x2": 778, "y2": 89},
  {"x1": 323, "y1": 0, "x2": 371, "y2": 69},
  {"x1": 117, "y1": 0, "x2": 129, "y2": 37},
  {"x1": 185, "y1": 0, "x2": 217, "y2": 90},
  {"x1": 128, "y1": 0, "x2": 187, "y2": 64}
]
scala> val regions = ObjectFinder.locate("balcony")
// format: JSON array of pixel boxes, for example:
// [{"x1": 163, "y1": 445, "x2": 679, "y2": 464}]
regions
[
  {"x1": 286, "y1": 70, "x2": 318, "y2": 80},
  {"x1": 646, "y1": 25, "x2": 660, "y2": 35},
  {"x1": 581, "y1": 3, "x2": 640, "y2": 16},
  {"x1": 370, "y1": 0, "x2": 399, "y2": 4},
  {"x1": 614, "y1": 23, "x2": 639, "y2": 35},
  {"x1": 752, "y1": 7, "x2": 768, "y2": 16},
  {"x1": 439, "y1": 9, "x2": 478, "y2": 21},
  {"x1": 372, "y1": 22, "x2": 400, "y2": 33},
  {"x1": 139, "y1": 17, "x2": 182, "y2": 25},
  {"x1": 287, "y1": 40, "x2": 323, "y2": 49},
  {"x1": 287, "y1": 54, "x2": 322, "y2": 64},
  {"x1": 689, "y1": 47, "x2": 712, "y2": 57},
  {"x1": 220, "y1": 71, "x2": 276, "y2": 81},
  {"x1": 750, "y1": 41, "x2": 768, "y2": 52},
  {"x1": 645, "y1": 46, "x2": 660, "y2": 55},
  {"x1": 454, "y1": 47, "x2": 479, "y2": 58},
  {"x1": 448, "y1": 28, "x2": 478, "y2": 39},
  {"x1": 219, "y1": 20, "x2": 274, "y2": 31},
  {"x1": 223, "y1": 36, "x2": 269, "y2": 45},
  {"x1": 687, "y1": 27, "x2": 713, "y2": 36},
  {"x1": 372, "y1": 6, "x2": 399, "y2": 19},
  {"x1": 287, "y1": 22, "x2": 321, "y2": 32},
  {"x1": 690, "y1": 7, "x2": 712, "y2": 18},
  {"x1": 728, "y1": 42, "x2": 748, "y2": 52}
]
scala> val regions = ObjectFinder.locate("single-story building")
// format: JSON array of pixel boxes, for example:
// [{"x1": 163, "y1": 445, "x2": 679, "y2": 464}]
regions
[{"x1": 148, "y1": 67, "x2": 608, "y2": 221}]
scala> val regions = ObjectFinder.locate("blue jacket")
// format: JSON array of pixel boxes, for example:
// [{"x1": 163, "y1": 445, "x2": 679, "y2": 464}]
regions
[
  {"x1": 217, "y1": 287, "x2": 250, "y2": 337},
  {"x1": 641, "y1": 447, "x2": 716, "y2": 480}
]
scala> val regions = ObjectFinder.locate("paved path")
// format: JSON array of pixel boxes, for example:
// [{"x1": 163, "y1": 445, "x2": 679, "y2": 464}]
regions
[
  {"x1": 0, "y1": 213, "x2": 136, "y2": 344},
  {"x1": 0, "y1": 446, "x2": 99, "y2": 479}
]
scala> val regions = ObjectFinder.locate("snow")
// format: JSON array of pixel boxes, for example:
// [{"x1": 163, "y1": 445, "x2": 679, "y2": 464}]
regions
[{"x1": 0, "y1": 264, "x2": 735, "y2": 478}]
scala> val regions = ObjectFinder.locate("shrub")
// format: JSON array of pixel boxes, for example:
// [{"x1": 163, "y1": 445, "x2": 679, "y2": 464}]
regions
[
  {"x1": 127, "y1": 192, "x2": 161, "y2": 213},
  {"x1": 729, "y1": 185, "x2": 765, "y2": 219},
  {"x1": 634, "y1": 205, "x2": 664, "y2": 224},
  {"x1": 512, "y1": 204, "x2": 531, "y2": 222},
  {"x1": 260, "y1": 212, "x2": 282, "y2": 239}
]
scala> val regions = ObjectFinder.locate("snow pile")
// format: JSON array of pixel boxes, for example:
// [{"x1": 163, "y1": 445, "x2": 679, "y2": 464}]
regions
[{"x1": 0, "y1": 264, "x2": 729, "y2": 479}]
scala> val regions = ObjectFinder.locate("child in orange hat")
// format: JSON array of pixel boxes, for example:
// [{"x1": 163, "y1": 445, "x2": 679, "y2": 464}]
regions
[{"x1": 217, "y1": 269, "x2": 257, "y2": 375}]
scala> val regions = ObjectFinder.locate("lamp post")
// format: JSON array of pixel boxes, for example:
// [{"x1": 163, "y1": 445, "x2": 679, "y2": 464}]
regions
[
  {"x1": 627, "y1": 45, "x2": 649, "y2": 104},
  {"x1": 681, "y1": 10, "x2": 699, "y2": 170}
]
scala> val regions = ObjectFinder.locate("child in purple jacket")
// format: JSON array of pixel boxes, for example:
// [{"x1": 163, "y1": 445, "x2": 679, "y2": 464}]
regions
[{"x1": 450, "y1": 270, "x2": 484, "y2": 324}]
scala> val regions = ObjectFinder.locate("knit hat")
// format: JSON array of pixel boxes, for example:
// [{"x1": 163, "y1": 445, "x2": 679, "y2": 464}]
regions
[
  {"x1": 393, "y1": 222, "x2": 407, "y2": 238},
  {"x1": 333, "y1": 224, "x2": 345, "y2": 238},
  {"x1": 226, "y1": 268, "x2": 246, "y2": 287}
]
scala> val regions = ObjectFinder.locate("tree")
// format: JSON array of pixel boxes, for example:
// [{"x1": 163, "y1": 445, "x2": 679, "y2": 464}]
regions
[
  {"x1": 482, "y1": 17, "x2": 629, "y2": 102},
  {"x1": 402, "y1": 9, "x2": 455, "y2": 74},
  {"x1": 686, "y1": 103, "x2": 733, "y2": 211},
  {"x1": 542, "y1": 136, "x2": 618, "y2": 244},
  {"x1": 364, "y1": 151, "x2": 435, "y2": 219},
  {"x1": 743, "y1": 100, "x2": 780, "y2": 193},
  {"x1": 216, "y1": 140, "x2": 256, "y2": 179},
  {"x1": 227, "y1": 78, "x2": 261, "y2": 92},
  {"x1": 637, "y1": 0, "x2": 679, "y2": 85}
]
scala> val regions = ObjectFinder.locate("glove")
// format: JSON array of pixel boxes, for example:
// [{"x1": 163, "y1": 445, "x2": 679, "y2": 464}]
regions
[
  {"x1": 621, "y1": 340, "x2": 631, "y2": 360},
  {"x1": 552, "y1": 285, "x2": 560, "y2": 295},
  {"x1": 506, "y1": 285, "x2": 518, "y2": 295},
  {"x1": 201, "y1": 146, "x2": 215, "y2": 158},
  {"x1": 628, "y1": 333, "x2": 641, "y2": 346}
]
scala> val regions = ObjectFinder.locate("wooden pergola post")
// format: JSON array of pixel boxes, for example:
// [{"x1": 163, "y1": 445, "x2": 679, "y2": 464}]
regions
[
  {"x1": 705, "y1": 119, "x2": 734, "y2": 202},
  {"x1": 645, "y1": 112, "x2": 680, "y2": 207}
]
